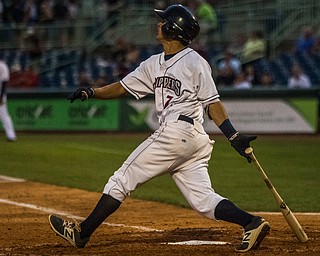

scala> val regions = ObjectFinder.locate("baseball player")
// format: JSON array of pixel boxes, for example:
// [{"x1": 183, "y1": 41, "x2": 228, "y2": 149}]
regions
[
  {"x1": 0, "y1": 58, "x2": 17, "y2": 142},
  {"x1": 49, "y1": 4, "x2": 270, "y2": 252}
]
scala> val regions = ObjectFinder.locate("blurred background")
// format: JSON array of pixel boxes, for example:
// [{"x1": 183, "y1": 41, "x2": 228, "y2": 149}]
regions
[
  {"x1": 1, "y1": 0, "x2": 320, "y2": 89},
  {"x1": 1, "y1": 0, "x2": 319, "y2": 134}
]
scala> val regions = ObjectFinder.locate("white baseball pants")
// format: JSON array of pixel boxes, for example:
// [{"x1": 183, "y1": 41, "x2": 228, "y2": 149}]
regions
[
  {"x1": 0, "y1": 103, "x2": 16, "y2": 140},
  {"x1": 104, "y1": 118, "x2": 225, "y2": 220}
]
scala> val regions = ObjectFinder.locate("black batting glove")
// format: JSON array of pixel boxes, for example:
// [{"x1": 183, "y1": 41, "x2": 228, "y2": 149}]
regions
[
  {"x1": 67, "y1": 87, "x2": 95, "y2": 103},
  {"x1": 229, "y1": 133, "x2": 257, "y2": 162}
]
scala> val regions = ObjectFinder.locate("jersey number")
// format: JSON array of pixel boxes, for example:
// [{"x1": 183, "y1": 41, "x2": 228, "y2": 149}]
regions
[{"x1": 164, "y1": 95, "x2": 173, "y2": 109}]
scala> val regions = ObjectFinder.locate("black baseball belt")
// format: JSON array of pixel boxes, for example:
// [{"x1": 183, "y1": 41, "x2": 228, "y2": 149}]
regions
[{"x1": 178, "y1": 115, "x2": 194, "y2": 125}]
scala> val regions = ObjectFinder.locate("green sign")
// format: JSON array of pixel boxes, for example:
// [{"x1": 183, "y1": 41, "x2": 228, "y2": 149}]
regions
[{"x1": 7, "y1": 99, "x2": 120, "y2": 131}]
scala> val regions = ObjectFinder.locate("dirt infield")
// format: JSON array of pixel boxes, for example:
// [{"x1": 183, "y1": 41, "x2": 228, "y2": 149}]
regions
[{"x1": 1, "y1": 178, "x2": 319, "y2": 256}]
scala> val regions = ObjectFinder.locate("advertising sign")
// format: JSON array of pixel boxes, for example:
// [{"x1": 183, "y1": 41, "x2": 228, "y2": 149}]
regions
[
  {"x1": 124, "y1": 99, "x2": 316, "y2": 134},
  {"x1": 8, "y1": 99, "x2": 119, "y2": 130}
]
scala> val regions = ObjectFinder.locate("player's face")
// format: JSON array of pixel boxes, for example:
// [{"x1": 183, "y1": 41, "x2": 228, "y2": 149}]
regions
[{"x1": 156, "y1": 20, "x2": 166, "y2": 43}]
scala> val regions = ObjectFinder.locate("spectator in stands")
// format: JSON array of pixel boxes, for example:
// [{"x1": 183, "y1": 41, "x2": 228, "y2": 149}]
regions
[
  {"x1": 67, "y1": 0, "x2": 80, "y2": 21},
  {"x1": 216, "y1": 64, "x2": 236, "y2": 87},
  {"x1": 154, "y1": 0, "x2": 166, "y2": 9},
  {"x1": 8, "y1": 0, "x2": 24, "y2": 24},
  {"x1": 23, "y1": 0, "x2": 38, "y2": 25},
  {"x1": 294, "y1": 25, "x2": 318, "y2": 56},
  {"x1": 287, "y1": 63, "x2": 311, "y2": 88},
  {"x1": 244, "y1": 64, "x2": 260, "y2": 86},
  {"x1": 233, "y1": 71, "x2": 252, "y2": 89},
  {"x1": 66, "y1": 0, "x2": 80, "y2": 42},
  {"x1": 241, "y1": 30, "x2": 266, "y2": 70},
  {"x1": 189, "y1": 0, "x2": 217, "y2": 44},
  {"x1": 8, "y1": 0, "x2": 25, "y2": 46},
  {"x1": 259, "y1": 71, "x2": 275, "y2": 88},
  {"x1": 24, "y1": 29, "x2": 44, "y2": 65},
  {"x1": 229, "y1": 32, "x2": 247, "y2": 57},
  {"x1": 217, "y1": 48, "x2": 241, "y2": 76},
  {"x1": 39, "y1": 0, "x2": 53, "y2": 23},
  {"x1": 38, "y1": 0, "x2": 53, "y2": 46},
  {"x1": 53, "y1": 0, "x2": 70, "y2": 46}
]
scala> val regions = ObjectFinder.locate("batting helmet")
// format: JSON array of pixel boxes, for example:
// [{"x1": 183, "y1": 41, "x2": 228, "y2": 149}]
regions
[{"x1": 154, "y1": 4, "x2": 200, "y2": 45}]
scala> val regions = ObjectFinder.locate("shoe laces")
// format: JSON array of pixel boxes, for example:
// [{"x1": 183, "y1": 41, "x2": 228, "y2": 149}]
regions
[{"x1": 62, "y1": 219, "x2": 81, "y2": 232}]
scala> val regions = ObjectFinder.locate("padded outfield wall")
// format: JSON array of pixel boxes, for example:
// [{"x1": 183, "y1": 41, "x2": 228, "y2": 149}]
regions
[{"x1": 4, "y1": 88, "x2": 320, "y2": 134}]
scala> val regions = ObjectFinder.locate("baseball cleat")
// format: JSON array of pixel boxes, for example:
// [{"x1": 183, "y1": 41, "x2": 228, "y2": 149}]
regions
[
  {"x1": 48, "y1": 214, "x2": 89, "y2": 248},
  {"x1": 236, "y1": 216, "x2": 270, "y2": 252}
]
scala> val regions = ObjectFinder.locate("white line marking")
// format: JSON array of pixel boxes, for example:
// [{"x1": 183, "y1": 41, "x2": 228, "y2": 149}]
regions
[
  {"x1": 66, "y1": 144, "x2": 130, "y2": 156},
  {"x1": 164, "y1": 240, "x2": 230, "y2": 245},
  {"x1": 0, "y1": 198, "x2": 163, "y2": 232},
  {"x1": 0, "y1": 175, "x2": 26, "y2": 183}
]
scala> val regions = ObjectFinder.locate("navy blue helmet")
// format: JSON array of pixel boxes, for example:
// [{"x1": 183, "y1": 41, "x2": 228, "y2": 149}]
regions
[{"x1": 155, "y1": 4, "x2": 200, "y2": 45}]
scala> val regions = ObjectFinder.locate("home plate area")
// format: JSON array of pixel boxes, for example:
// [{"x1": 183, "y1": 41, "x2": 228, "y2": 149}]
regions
[{"x1": 0, "y1": 179, "x2": 319, "y2": 255}]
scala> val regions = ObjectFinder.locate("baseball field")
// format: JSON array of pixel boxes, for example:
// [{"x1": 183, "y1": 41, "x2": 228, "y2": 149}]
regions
[{"x1": 1, "y1": 133, "x2": 319, "y2": 255}]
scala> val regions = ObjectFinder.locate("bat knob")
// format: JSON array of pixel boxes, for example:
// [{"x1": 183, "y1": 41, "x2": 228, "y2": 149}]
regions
[{"x1": 245, "y1": 147, "x2": 253, "y2": 155}]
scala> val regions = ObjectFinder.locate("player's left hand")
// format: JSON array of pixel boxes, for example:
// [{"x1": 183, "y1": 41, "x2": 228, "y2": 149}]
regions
[
  {"x1": 67, "y1": 87, "x2": 95, "y2": 103},
  {"x1": 229, "y1": 133, "x2": 257, "y2": 162}
]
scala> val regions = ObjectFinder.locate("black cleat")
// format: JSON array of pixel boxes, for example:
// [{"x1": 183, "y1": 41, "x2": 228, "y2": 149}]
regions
[
  {"x1": 48, "y1": 214, "x2": 89, "y2": 248},
  {"x1": 236, "y1": 216, "x2": 270, "y2": 252}
]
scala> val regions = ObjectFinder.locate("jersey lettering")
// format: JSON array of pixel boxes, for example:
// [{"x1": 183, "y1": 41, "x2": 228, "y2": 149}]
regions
[
  {"x1": 164, "y1": 95, "x2": 173, "y2": 109},
  {"x1": 153, "y1": 76, "x2": 181, "y2": 96}
]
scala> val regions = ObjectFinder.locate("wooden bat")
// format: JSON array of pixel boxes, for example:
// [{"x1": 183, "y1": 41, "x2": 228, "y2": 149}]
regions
[{"x1": 245, "y1": 147, "x2": 308, "y2": 243}]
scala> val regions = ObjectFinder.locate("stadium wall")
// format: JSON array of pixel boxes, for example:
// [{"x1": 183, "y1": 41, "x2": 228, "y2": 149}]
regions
[{"x1": 4, "y1": 88, "x2": 320, "y2": 134}]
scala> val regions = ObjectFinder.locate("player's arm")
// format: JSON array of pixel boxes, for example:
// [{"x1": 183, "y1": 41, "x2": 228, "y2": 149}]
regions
[
  {"x1": 207, "y1": 101, "x2": 256, "y2": 162},
  {"x1": 94, "y1": 82, "x2": 127, "y2": 100},
  {"x1": 67, "y1": 81, "x2": 128, "y2": 103}
]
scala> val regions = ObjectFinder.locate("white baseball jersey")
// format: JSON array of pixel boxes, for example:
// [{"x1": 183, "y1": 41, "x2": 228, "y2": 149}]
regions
[
  {"x1": 0, "y1": 60, "x2": 9, "y2": 102},
  {"x1": 0, "y1": 60, "x2": 17, "y2": 141},
  {"x1": 120, "y1": 47, "x2": 220, "y2": 124},
  {"x1": 104, "y1": 47, "x2": 226, "y2": 220}
]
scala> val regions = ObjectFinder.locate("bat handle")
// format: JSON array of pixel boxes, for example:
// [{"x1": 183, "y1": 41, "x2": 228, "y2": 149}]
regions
[{"x1": 245, "y1": 147, "x2": 255, "y2": 162}]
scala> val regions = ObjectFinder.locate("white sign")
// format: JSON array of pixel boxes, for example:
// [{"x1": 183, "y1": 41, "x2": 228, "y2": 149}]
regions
[{"x1": 129, "y1": 99, "x2": 314, "y2": 134}]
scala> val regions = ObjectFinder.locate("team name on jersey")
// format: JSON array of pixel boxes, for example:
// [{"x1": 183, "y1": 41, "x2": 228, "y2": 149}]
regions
[{"x1": 153, "y1": 76, "x2": 181, "y2": 96}]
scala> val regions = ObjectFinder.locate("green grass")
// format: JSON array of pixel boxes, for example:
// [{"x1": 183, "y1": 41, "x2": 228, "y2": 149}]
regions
[
  {"x1": 1, "y1": 133, "x2": 319, "y2": 212},
  {"x1": 289, "y1": 99, "x2": 318, "y2": 128}
]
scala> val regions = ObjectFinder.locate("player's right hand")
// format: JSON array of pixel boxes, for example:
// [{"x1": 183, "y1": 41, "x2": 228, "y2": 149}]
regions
[
  {"x1": 229, "y1": 133, "x2": 257, "y2": 162},
  {"x1": 67, "y1": 87, "x2": 95, "y2": 103}
]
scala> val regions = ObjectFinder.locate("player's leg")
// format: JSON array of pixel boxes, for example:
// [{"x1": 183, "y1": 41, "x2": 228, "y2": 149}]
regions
[
  {"x1": 0, "y1": 104, "x2": 16, "y2": 141},
  {"x1": 172, "y1": 167, "x2": 270, "y2": 251},
  {"x1": 171, "y1": 131, "x2": 269, "y2": 251},
  {"x1": 103, "y1": 121, "x2": 198, "y2": 201},
  {"x1": 89, "y1": 122, "x2": 197, "y2": 236},
  {"x1": 49, "y1": 122, "x2": 195, "y2": 247}
]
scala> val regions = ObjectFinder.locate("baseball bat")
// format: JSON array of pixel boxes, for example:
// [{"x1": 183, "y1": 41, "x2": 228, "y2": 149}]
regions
[{"x1": 245, "y1": 147, "x2": 308, "y2": 243}]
